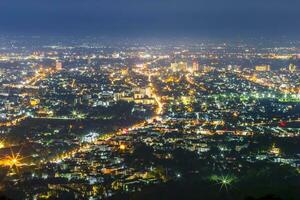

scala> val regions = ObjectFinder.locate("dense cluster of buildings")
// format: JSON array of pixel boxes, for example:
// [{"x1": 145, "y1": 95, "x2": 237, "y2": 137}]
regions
[{"x1": 0, "y1": 38, "x2": 299, "y2": 199}]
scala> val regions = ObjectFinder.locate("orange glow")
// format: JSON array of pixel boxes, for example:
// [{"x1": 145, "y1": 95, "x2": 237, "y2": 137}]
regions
[
  {"x1": 0, "y1": 141, "x2": 4, "y2": 149},
  {"x1": 0, "y1": 147, "x2": 26, "y2": 171},
  {"x1": 119, "y1": 144, "x2": 126, "y2": 150}
]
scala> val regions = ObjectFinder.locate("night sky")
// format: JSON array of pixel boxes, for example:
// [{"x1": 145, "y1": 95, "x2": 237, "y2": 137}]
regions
[{"x1": 0, "y1": 0, "x2": 300, "y2": 37}]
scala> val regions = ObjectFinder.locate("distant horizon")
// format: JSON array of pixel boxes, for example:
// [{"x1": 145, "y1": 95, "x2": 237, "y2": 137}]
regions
[
  {"x1": 1, "y1": 30, "x2": 300, "y2": 40},
  {"x1": 1, "y1": 34, "x2": 300, "y2": 45}
]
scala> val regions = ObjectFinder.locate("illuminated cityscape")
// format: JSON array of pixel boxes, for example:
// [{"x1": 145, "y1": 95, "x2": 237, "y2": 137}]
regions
[
  {"x1": 0, "y1": 37, "x2": 299, "y2": 200},
  {"x1": 0, "y1": 0, "x2": 300, "y2": 200}
]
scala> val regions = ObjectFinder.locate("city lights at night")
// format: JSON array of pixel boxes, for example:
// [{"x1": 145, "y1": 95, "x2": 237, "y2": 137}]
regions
[{"x1": 0, "y1": 0, "x2": 299, "y2": 200}]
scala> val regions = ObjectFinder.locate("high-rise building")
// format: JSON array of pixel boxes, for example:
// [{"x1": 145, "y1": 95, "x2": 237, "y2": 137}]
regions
[
  {"x1": 170, "y1": 62, "x2": 188, "y2": 72},
  {"x1": 56, "y1": 61, "x2": 63, "y2": 70},
  {"x1": 178, "y1": 62, "x2": 188, "y2": 71},
  {"x1": 171, "y1": 63, "x2": 179, "y2": 72},
  {"x1": 192, "y1": 61, "x2": 200, "y2": 72}
]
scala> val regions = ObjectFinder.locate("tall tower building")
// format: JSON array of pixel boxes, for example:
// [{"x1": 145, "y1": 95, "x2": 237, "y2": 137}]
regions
[
  {"x1": 171, "y1": 62, "x2": 188, "y2": 72},
  {"x1": 192, "y1": 61, "x2": 200, "y2": 72}
]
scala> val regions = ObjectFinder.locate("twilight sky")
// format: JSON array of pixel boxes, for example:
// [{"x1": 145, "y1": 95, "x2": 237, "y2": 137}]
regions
[{"x1": 0, "y1": 0, "x2": 300, "y2": 37}]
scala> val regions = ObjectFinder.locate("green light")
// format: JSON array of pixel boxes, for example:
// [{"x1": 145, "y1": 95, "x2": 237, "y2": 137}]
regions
[{"x1": 210, "y1": 174, "x2": 237, "y2": 191}]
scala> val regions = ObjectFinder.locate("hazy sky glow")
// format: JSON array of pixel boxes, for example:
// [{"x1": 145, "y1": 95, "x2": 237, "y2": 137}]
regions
[{"x1": 1, "y1": 0, "x2": 300, "y2": 37}]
